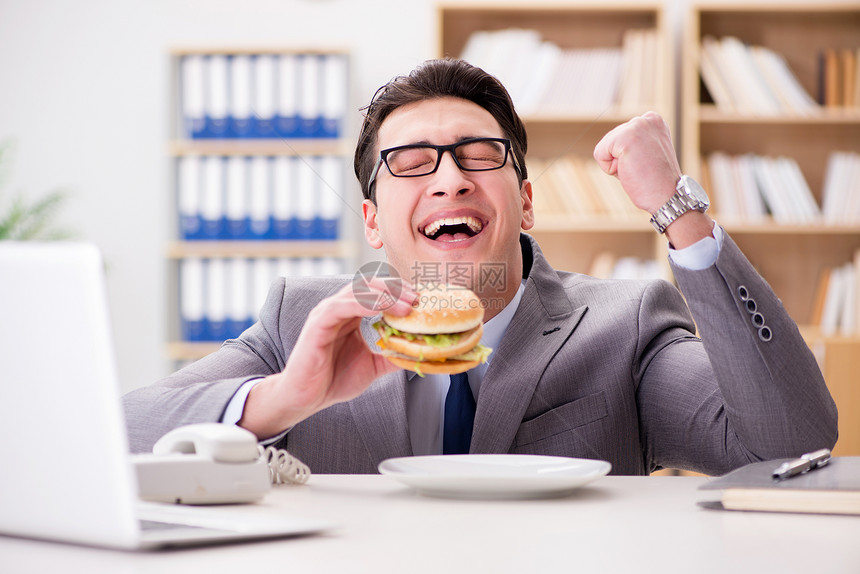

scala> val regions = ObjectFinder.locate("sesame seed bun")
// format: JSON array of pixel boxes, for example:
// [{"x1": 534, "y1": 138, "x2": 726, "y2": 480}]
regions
[{"x1": 381, "y1": 285, "x2": 484, "y2": 334}]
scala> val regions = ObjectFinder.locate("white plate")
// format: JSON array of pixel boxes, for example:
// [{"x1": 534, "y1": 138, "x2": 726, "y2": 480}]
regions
[{"x1": 378, "y1": 454, "x2": 611, "y2": 499}]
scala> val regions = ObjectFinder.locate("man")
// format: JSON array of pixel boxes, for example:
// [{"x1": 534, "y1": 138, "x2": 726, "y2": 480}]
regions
[{"x1": 124, "y1": 59, "x2": 837, "y2": 476}]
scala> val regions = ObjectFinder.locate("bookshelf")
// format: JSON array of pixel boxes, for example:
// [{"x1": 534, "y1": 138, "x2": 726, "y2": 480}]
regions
[
  {"x1": 437, "y1": 3, "x2": 674, "y2": 279},
  {"x1": 681, "y1": 4, "x2": 860, "y2": 455},
  {"x1": 166, "y1": 48, "x2": 357, "y2": 362}
]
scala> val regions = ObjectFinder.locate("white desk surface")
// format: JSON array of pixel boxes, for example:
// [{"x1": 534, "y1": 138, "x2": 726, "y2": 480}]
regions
[{"x1": 3, "y1": 475, "x2": 859, "y2": 574}]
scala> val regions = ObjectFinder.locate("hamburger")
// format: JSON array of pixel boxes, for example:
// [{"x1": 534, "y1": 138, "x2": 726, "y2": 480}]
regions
[{"x1": 374, "y1": 285, "x2": 492, "y2": 376}]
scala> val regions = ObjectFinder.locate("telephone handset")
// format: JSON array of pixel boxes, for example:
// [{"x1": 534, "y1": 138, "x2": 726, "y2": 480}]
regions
[{"x1": 132, "y1": 423, "x2": 310, "y2": 505}]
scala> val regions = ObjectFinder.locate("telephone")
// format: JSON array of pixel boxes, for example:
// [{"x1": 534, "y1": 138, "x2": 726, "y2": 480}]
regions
[{"x1": 132, "y1": 423, "x2": 310, "y2": 505}]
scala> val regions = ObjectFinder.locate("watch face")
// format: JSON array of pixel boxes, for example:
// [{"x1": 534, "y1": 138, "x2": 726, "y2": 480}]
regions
[{"x1": 681, "y1": 175, "x2": 710, "y2": 205}]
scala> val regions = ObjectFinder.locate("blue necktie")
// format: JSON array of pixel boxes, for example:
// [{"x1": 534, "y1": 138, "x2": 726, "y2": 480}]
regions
[{"x1": 443, "y1": 372, "x2": 476, "y2": 455}]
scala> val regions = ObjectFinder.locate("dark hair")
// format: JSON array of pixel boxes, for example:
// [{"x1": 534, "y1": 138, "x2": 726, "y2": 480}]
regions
[{"x1": 354, "y1": 58, "x2": 528, "y2": 202}]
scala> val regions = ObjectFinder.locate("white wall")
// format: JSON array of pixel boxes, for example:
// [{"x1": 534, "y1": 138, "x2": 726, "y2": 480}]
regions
[
  {"x1": 0, "y1": 0, "x2": 837, "y2": 393},
  {"x1": 0, "y1": 0, "x2": 439, "y2": 392}
]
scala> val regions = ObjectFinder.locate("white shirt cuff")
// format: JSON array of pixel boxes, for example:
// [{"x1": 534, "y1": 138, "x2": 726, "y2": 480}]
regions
[
  {"x1": 221, "y1": 377, "x2": 289, "y2": 445},
  {"x1": 667, "y1": 221, "x2": 723, "y2": 271}
]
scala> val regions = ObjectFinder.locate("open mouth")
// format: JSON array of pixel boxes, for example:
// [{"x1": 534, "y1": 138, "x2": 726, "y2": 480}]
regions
[{"x1": 422, "y1": 216, "x2": 483, "y2": 240}]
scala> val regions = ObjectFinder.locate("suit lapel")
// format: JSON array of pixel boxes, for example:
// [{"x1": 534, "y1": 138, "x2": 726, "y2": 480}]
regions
[{"x1": 471, "y1": 235, "x2": 587, "y2": 454}]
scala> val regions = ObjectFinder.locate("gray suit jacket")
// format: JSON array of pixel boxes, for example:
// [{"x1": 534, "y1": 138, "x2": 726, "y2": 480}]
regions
[{"x1": 123, "y1": 233, "x2": 837, "y2": 476}]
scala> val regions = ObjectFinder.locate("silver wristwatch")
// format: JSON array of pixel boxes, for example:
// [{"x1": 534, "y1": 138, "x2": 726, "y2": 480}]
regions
[{"x1": 649, "y1": 175, "x2": 710, "y2": 234}]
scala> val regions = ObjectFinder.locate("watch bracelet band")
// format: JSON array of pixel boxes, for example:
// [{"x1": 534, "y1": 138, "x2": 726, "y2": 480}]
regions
[{"x1": 649, "y1": 177, "x2": 707, "y2": 234}]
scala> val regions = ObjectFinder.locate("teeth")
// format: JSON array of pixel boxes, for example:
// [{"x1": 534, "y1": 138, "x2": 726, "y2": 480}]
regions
[{"x1": 423, "y1": 216, "x2": 483, "y2": 238}]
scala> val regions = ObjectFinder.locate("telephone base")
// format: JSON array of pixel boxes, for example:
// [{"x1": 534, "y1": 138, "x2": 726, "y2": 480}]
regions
[{"x1": 132, "y1": 453, "x2": 271, "y2": 505}]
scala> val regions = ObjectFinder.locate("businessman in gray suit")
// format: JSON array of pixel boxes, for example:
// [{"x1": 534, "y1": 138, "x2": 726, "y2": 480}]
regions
[{"x1": 124, "y1": 58, "x2": 837, "y2": 476}]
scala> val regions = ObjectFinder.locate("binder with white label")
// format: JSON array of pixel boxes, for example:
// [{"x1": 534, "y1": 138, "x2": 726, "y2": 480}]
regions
[
  {"x1": 253, "y1": 55, "x2": 277, "y2": 138},
  {"x1": 180, "y1": 257, "x2": 206, "y2": 341},
  {"x1": 178, "y1": 155, "x2": 203, "y2": 240},
  {"x1": 251, "y1": 258, "x2": 277, "y2": 320},
  {"x1": 298, "y1": 55, "x2": 322, "y2": 138},
  {"x1": 229, "y1": 55, "x2": 253, "y2": 139},
  {"x1": 249, "y1": 156, "x2": 272, "y2": 240},
  {"x1": 225, "y1": 156, "x2": 249, "y2": 239},
  {"x1": 321, "y1": 54, "x2": 347, "y2": 138},
  {"x1": 226, "y1": 257, "x2": 253, "y2": 337},
  {"x1": 205, "y1": 55, "x2": 230, "y2": 139},
  {"x1": 181, "y1": 55, "x2": 206, "y2": 139},
  {"x1": 295, "y1": 157, "x2": 318, "y2": 240},
  {"x1": 276, "y1": 54, "x2": 300, "y2": 138},
  {"x1": 272, "y1": 156, "x2": 297, "y2": 239},
  {"x1": 205, "y1": 258, "x2": 228, "y2": 341},
  {"x1": 201, "y1": 156, "x2": 225, "y2": 240},
  {"x1": 317, "y1": 156, "x2": 343, "y2": 240}
]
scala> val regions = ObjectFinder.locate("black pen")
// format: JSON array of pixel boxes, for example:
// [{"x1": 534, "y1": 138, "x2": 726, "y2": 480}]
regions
[{"x1": 772, "y1": 448, "x2": 832, "y2": 481}]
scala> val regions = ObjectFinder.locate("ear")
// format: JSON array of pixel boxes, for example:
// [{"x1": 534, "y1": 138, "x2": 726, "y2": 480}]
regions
[
  {"x1": 362, "y1": 199, "x2": 384, "y2": 249},
  {"x1": 520, "y1": 180, "x2": 535, "y2": 231}
]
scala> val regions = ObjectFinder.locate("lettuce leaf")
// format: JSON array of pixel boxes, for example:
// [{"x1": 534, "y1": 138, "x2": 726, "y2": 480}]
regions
[{"x1": 373, "y1": 321, "x2": 463, "y2": 348}]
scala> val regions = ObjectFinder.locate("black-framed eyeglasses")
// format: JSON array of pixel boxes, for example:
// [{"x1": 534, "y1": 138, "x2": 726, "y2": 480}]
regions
[{"x1": 367, "y1": 137, "x2": 521, "y2": 192}]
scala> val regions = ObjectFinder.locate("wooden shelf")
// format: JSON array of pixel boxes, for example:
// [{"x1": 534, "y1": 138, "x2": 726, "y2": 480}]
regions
[
  {"x1": 438, "y1": 3, "x2": 674, "y2": 274},
  {"x1": 167, "y1": 240, "x2": 356, "y2": 259},
  {"x1": 166, "y1": 341, "x2": 223, "y2": 361},
  {"x1": 697, "y1": 105, "x2": 860, "y2": 124},
  {"x1": 683, "y1": 4, "x2": 860, "y2": 456},
  {"x1": 168, "y1": 139, "x2": 351, "y2": 157}
]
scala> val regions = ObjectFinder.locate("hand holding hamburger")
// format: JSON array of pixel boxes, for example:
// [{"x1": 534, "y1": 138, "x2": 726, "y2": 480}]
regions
[{"x1": 374, "y1": 285, "x2": 492, "y2": 376}]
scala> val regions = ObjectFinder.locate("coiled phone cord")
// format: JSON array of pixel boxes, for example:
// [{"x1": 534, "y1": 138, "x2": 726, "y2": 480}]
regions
[{"x1": 257, "y1": 445, "x2": 311, "y2": 485}]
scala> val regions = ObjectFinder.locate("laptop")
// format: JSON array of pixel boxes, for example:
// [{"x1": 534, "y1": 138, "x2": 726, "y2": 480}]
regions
[{"x1": 0, "y1": 242, "x2": 330, "y2": 550}]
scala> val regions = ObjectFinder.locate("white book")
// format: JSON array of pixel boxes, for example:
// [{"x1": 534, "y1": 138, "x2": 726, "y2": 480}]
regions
[
  {"x1": 253, "y1": 55, "x2": 276, "y2": 122},
  {"x1": 229, "y1": 55, "x2": 252, "y2": 122},
  {"x1": 181, "y1": 55, "x2": 205, "y2": 133},
  {"x1": 734, "y1": 155, "x2": 768, "y2": 220},
  {"x1": 498, "y1": 29, "x2": 544, "y2": 110},
  {"x1": 719, "y1": 36, "x2": 780, "y2": 115},
  {"x1": 821, "y1": 151, "x2": 846, "y2": 223},
  {"x1": 700, "y1": 37, "x2": 736, "y2": 112},
  {"x1": 706, "y1": 152, "x2": 740, "y2": 219},
  {"x1": 779, "y1": 156, "x2": 820, "y2": 222},
  {"x1": 751, "y1": 155, "x2": 792, "y2": 222},
  {"x1": 751, "y1": 46, "x2": 818, "y2": 115},
  {"x1": 589, "y1": 48, "x2": 623, "y2": 114},
  {"x1": 820, "y1": 264, "x2": 843, "y2": 336},
  {"x1": 518, "y1": 41, "x2": 561, "y2": 115},
  {"x1": 846, "y1": 154, "x2": 860, "y2": 224},
  {"x1": 249, "y1": 156, "x2": 271, "y2": 236},
  {"x1": 460, "y1": 31, "x2": 492, "y2": 66},
  {"x1": 206, "y1": 55, "x2": 229, "y2": 121},
  {"x1": 226, "y1": 257, "x2": 250, "y2": 325}
]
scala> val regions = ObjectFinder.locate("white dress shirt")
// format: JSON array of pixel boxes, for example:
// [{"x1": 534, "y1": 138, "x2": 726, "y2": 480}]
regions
[{"x1": 223, "y1": 223, "x2": 724, "y2": 453}]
